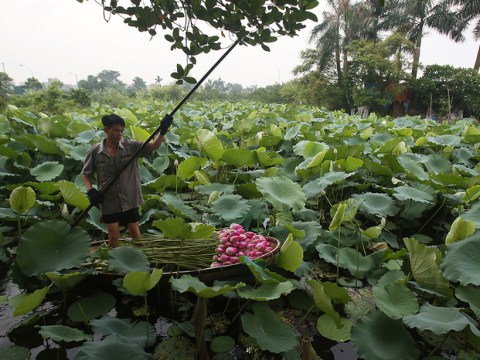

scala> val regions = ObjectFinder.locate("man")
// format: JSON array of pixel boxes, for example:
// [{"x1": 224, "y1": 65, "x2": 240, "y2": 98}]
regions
[{"x1": 82, "y1": 113, "x2": 173, "y2": 248}]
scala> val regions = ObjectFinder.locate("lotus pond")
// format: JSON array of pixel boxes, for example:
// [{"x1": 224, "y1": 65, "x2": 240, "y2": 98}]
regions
[{"x1": 1, "y1": 101, "x2": 480, "y2": 360}]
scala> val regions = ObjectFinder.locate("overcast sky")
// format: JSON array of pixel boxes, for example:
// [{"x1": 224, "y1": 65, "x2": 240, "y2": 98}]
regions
[{"x1": 1, "y1": 0, "x2": 478, "y2": 87}]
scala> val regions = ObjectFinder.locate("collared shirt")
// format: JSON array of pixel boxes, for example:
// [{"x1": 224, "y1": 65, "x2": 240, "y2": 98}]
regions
[{"x1": 82, "y1": 138, "x2": 152, "y2": 215}]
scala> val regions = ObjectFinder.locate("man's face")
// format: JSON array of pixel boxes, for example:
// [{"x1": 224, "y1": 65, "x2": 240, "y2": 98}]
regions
[{"x1": 104, "y1": 124, "x2": 125, "y2": 145}]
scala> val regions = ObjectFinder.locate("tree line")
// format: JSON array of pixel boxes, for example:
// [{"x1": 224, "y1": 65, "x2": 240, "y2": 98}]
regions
[{"x1": 1, "y1": 0, "x2": 479, "y2": 119}]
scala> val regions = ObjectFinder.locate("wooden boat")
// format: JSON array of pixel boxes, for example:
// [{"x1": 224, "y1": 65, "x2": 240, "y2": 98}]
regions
[{"x1": 86, "y1": 237, "x2": 281, "y2": 285}]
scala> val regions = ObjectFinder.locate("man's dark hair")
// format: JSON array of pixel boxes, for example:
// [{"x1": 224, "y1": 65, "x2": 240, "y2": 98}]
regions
[{"x1": 102, "y1": 114, "x2": 125, "y2": 127}]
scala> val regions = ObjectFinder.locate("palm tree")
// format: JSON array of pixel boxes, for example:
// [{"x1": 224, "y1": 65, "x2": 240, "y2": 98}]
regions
[
  {"x1": 448, "y1": 0, "x2": 480, "y2": 70},
  {"x1": 309, "y1": 0, "x2": 379, "y2": 82},
  {"x1": 378, "y1": 0, "x2": 460, "y2": 78}
]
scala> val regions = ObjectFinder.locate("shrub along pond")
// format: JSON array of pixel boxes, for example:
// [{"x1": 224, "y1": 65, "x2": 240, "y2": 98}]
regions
[{"x1": 0, "y1": 102, "x2": 480, "y2": 359}]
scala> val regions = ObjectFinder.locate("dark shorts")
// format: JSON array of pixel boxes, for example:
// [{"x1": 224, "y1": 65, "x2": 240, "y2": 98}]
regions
[{"x1": 101, "y1": 208, "x2": 140, "y2": 227}]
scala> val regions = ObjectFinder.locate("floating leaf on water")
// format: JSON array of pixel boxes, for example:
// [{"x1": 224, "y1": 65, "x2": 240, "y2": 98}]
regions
[
  {"x1": 108, "y1": 246, "x2": 151, "y2": 274},
  {"x1": 91, "y1": 315, "x2": 156, "y2": 347},
  {"x1": 67, "y1": 292, "x2": 116, "y2": 322},
  {"x1": 316, "y1": 314, "x2": 352, "y2": 342},
  {"x1": 210, "y1": 335, "x2": 235, "y2": 353},
  {"x1": 75, "y1": 336, "x2": 151, "y2": 360},
  {"x1": 37, "y1": 325, "x2": 92, "y2": 342},
  {"x1": 372, "y1": 283, "x2": 419, "y2": 319},
  {"x1": 0, "y1": 345, "x2": 31, "y2": 360}
]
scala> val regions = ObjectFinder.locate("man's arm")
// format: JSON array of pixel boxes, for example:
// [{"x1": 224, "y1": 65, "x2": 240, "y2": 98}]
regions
[
  {"x1": 149, "y1": 134, "x2": 165, "y2": 152},
  {"x1": 148, "y1": 114, "x2": 173, "y2": 152},
  {"x1": 82, "y1": 173, "x2": 94, "y2": 191}
]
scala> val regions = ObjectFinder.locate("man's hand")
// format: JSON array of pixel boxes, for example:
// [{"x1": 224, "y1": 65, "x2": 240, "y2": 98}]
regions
[
  {"x1": 159, "y1": 114, "x2": 173, "y2": 135},
  {"x1": 87, "y1": 188, "x2": 102, "y2": 207}
]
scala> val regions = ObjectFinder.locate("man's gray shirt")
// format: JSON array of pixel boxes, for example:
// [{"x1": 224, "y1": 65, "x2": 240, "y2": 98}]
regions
[{"x1": 82, "y1": 138, "x2": 152, "y2": 215}]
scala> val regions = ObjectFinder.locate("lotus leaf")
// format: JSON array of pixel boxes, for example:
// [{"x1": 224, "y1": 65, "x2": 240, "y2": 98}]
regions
[
  {"x1": 237, "y1": 281, "x2": 296, "y2": 301},
  {"x1": 404, "y1": 237, "x2": 452, "y2": 296},
  {"x1": 222, "y1": 148, "x2": 256, "y2": 167},
  {"x1": 195, "y1": 129, "x2": 224, "y2": 161},
  {"x1": 403, "y1": 303, "x2": 480, "y2": 336},
  {"x1": 256, "y1": 176, "x2": 306, "y2": 211},
  {"x1": 352, "y1": 192, "x2": 399, "y2": 217},
  {"x1": 17, "y1": 220, "x2": 91, "y2": 276},
  {"x1": 211, "y1": 194, "x2": 252, "y2": 222},
  {"x1": 170, "y1": 274, "x2": 245, "y2": 298},
  {"x1": 373, "y1": 283, "x2": 419, "y2": 319},
  {"x1": 427, "y1": 134, "x2": 461, "y2": 146},
  {"x1": 397, "y1": 154, "x2": 429, "y2": 180},
  {"x1": 75, "y1": 336, "x2": 151, "y2": 360},
  {"x1": 277, "y1": 234, "x2": 303, "y2": 272},
  {"x1": 460, "y1": 202, "x2": 480, "y2": 227},
  {"x1": 241, "y1": 302, "x2": 297, "y2": 353},
  {"x1": 440, "y1": 232, "x2": 480, "y2": 286},
  {"x1": 329, "y1": 203, "x2": 346, "y2": 231},
  {"x1": 37, "y1": 325, "x2": 92, "y2": 342},
  {"x1": 108, "y1": 246, "x2": 151, "y2": 274},
  {"x1": 393, "y1": 185, "x2": 436, "y2": 204},
  {"x1": 455, "y1": 286, "x2": 480, "y2": 318},
  {"x1": 57, "y1": 180, "x2": 90, "y2": 210},
  {"x1": 153, "y1": 217, "x2": 192, "y2": 239},
  {"x1": 210, "y1": 336, "x2": 235, "y2": 353},
  {"x1": 316, "y1": 314, "x2": 352, "y2": 342},
  {"x1": 240, "y1": 256, "x2": 287, "y2": 284},
  {"x1": 351, "y1": 311, "x2": 420, "y2": 360},
  {"x1": 161, "y1": 193, "x2": 200, "y2": 221},
  {"x1": 9, "y1": 186, "x2": 36, "y2": 214},
  {"x1": 123, "y1": 268, "x2": 163, "y2": 295},
  {"x1": 176, "y1": 156, "x2": 207, "y2": 180},
  {"x1": 424, "y1": 154, "x2": 452, "y2": 174},
  {"x1": 462, "y1": 185, "x2": 480, "y2": 203},
  {"x1": 306, "y1": 279, "x2": 341, "y2": 326},
  {"x1": 30, "y1": 161, "x2": 64, "y2": 181},
  {"x1": 445, "y1": 217, "x2": 477, "y2": 245},
  {"x1": 0, "y1": 345, "x2": 30, "y2": 360},
  {"x1": 12, "y1": 286, "x2": 50, "y2": 317},
  {"x1": 91, "y1": 315, "x2": 155, "y2": 347},
  {"x1": 67, "y1": 292, "x2": 116, "y2": 322},
  {"x1": 45, "y1": 271, "x2": 88, "y2": 290}
]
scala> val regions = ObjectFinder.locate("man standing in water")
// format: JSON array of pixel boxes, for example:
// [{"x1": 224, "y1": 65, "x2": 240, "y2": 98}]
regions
[{"x1": 82, "y1": 113, "x2": 173, "y2": 248}]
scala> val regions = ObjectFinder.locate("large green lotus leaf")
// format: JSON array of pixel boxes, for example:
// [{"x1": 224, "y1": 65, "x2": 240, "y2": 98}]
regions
[
  {"x1": 153, "y1": 217, "x2": 192, "y2": 239},
  {"x1": 17, "y1": 133, "x2": 64, "y2": 155},
  {"x1": 403, "y1": 303, "x2": 480, "y2": 336},
  {"x1": 455, "y1": 286, "x2": 480, "y2": 318},
  {"x1": 306, "y1": 279, "x2": 341, "y2": 326},
  {"x1": 460, "y1": 202, "x2": 480, "y2": 227},
  {"x1": 161, "y1": 193, "x2": 200, "y2": 221},
  {"x1": 68, "y1": 143, "x2": 91, "y2": 161},
  {"x1": 0, "y1": 345, "x2": 30, "y2": 360},
  {"x1": 363, "y1": 158, "x2": 394, "y2": 177},
  {"x1": 195, "y1": 129, "x2": 224, "y2": 162},
  {"x1": 427, "y1": 134, "x2": 461, "y2": 146},
  {"x1": 86, "y1": 206, "x2": 108, "y2": 232},
  {"x1": 9, "y1": 186, "x2": 36, "y2": 214},
  {"x1": 424, "y1": 154, "x2": 452, "y2": 174},
  {"x1": 440, "y1": 232, "x2": 480, "y2": 286},
  {"x1": 316, "y1": 314, "x2": 352, "y2": 342},
  {"x1": 176, "y1": 156, "x2": 207, "y2": 180},
  {"x1": 240, "y1": 256, "x2": 287, "y2": 284},
  {"x1": 373, "y1": 283, "x2": 418, "y2": 319},
  {"x1": 108, "y1": 246, "x2": 151, "y2": 274},
  {"x1": 17, "y1": 220, "x2": 91, "y2": 276},
  {"x1": 284, "y1": 123, "x2": 303, "y2": 140},
  {"x1": 322, "y1": 281, "x2": 351, "y2": 304},
  {"x1": 255, "y1": 147, "x2": 284, "y2": 166},
  {"x1": 67, "y1": 292, "x2": 116, "y2": 322},
  {"x1": 277, "y1": 234, "x2": 303, "y2": 272},
  {"x1": 316, "y1": 244, "x2": 385, "y2": 278},
  {"x1": 222, "y1": 148, "x2": 257, "y2": 167},
  {"x1": 397, "y1": 154, "x2": 429, "y2": 180},
  {"x1": 303, "y1": 171, "x2": 353, "y2": 198},
  {"x1": 352, "y1": 192, "x2": 399, "y2": 217},
  {"x1": 430, "y1": 173, "x2": 467, "y2": 187},
  {"x1": 462, "y1": 185, "x2": 480, "y2": 203},
  {"x1": 75, "y1": 337, "x2": 151, "y2": 360},
  {"x1": 25, "y1": 181, "x2": 59, "y2": 195},
  {"x1": 91, "y1": 315, "x2": 156, "y2": 347},
  {"x1": 38, "y1": 325, "x2": 92, "y2": 342},
  {"x1": 393, "y1": 185, "x2": 436, "y2": 204},
  {"x1": 45, "y1": 271, "x2": 88, "y2": 290},
  {"x1": 256, "y1": 176, "x2": 306, "y2": 211},
  {"x1": 12, "y1": 286, "x2": 50, "y2": 317},
  {"x1": 352, "y1": 311, "x2": 420, "y2": 360},
  {"x1": 404, "y1": 237, "x2": 452, "y2": 296},
  {"x1": 130, "y1": 125, "x2": 150, "y2": 142},
  {"x1": 445, "y1": 217, "x2": 477, "y2": 245},
  {"x1": 237, "y1": 282, "x2": 296, "y2": 301},
  {"x1": 211, "y1": 194, "x2": 252, "y2": 222},
  {"x1": 75, "y1": 129, "x2": 97, "y2": 143},
  {"x1": 241, "y1": 302, "x2": 297, "y2": 353},
  {"x1": 170, "y1": 274, "x2": 246, "y2": 299},
  {"x1": 293, "y1": 140, "x2": 326, "y2": 158},
  {"x1": 123, "y1": 269, "x2": 163, "y2": 296},
  {"x1": 57, "y1": 180, "x2": 89, "y2": 210},
  {"x1": 193, "y1": 170, "x2": 211, "y2": 185},
  {"x1": 30, "y1": 161, "x2": 64, "y2": 181}
]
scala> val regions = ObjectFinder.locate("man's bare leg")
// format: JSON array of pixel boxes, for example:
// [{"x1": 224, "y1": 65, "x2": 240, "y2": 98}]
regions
[
  {"x1": 127, "y1": 222, "x2": 141, "y2": 240},
  {"x1": 107, "y1": 222, "x2": 121, "y2": 248}
]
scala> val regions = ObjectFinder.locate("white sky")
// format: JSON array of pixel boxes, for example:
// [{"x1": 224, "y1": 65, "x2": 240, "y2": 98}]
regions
[{"x1": 1, "y1": 0, "x2": 478, "y2": 87}]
